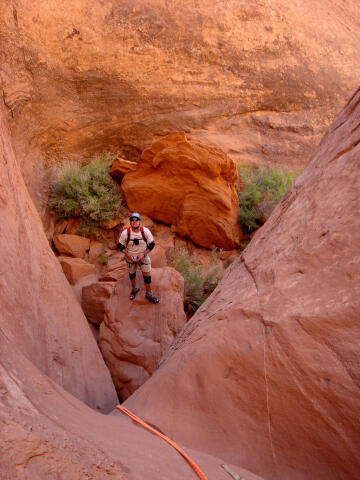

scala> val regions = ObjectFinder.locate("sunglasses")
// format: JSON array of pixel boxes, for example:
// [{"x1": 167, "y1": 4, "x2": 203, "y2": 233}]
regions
[{"x1": 130, "y1": 217, "x2": 140, "y2": 221}]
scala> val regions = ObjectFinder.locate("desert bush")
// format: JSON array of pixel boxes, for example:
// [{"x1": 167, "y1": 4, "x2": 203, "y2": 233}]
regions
[
  {"x1": 49, "y1": 158, "x2": 122, "y2": 236},
  {"x1": 96, "y1": 253, "x2": 109, "y2": 265},
  {"x1": 171, "y1": 247, "x2": 221, "y2": 313},
  {"x1": 237, "y1": 164, "x2": 299, "y2": 231}
]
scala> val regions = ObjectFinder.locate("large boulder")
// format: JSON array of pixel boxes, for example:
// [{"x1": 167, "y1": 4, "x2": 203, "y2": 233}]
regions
[
  {"x1": 81, "y1": 281, "x2": 115, "y2": 325},
  {"x1": 122, "y1": 132, "x2": 242, "y2": 249},
  {"x1": 59, "y1": 256, "x2": 96, "y2": 285},
  {"x1": 54, "y1": 234, "x2": 90, "y2": 258},
  {"x1": 99, "y1": 267, "x2": 187, "y2": 400},
  {"x1": 0, "y1": 99, "x2": 117, "y2": 412},
  {"x1": 125, "y1": 89, "x2": 360, "y2": 480},
  {"x1": 2, "y1": 0, "x2": 360, "y2": 221},
  {"x1": 98, "y1": 253, "x2": 128, "y2": 281}
]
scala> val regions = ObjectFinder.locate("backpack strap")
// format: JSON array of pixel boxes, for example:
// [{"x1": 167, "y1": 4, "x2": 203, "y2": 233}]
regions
[
  {"x1": 140, "y1": 226, "x2": 148, "y2": 245},
  {"x1": 124, "y1": 225, "x2": 148, "y2": 246}
]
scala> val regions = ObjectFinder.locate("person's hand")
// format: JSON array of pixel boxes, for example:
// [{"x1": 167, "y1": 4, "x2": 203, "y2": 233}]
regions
[{"x1": 126, "y1": 253, "x2": 136, "y2": 262}]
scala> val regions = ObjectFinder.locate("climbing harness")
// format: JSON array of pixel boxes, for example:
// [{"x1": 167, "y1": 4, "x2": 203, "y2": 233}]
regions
[{"x1": 116, "y1": 405, "x2": 208, "y2": 480}]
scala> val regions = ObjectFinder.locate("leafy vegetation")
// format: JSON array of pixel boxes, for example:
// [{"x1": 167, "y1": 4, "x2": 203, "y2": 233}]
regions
[
  {"x1": 171, "y1": 247, "x2": 221, "y2": 314},
  {"x1": 49, "y1": 158, "x2": 122, "y2": 236},
  {"x1": 96, "y1": 253, "x2": 109, "y2": 265},
  {"x1": 237, "y1": 164, "x2": 299, "y2": 231}
]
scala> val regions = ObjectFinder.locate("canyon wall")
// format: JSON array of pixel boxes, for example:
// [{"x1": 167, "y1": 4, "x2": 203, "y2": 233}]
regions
[
  {"x1": 0, "y1": 74, "x2": 261, "y2": 480},
  {"x1": 126, "y1": 88, "x2": 360, "y2": 479},
  {"x1": 1, "y1": 0, "x2": 359, "y2": 218},
  {"x1": 0, "y1": 99, "x2": 117, "y2": 412}
]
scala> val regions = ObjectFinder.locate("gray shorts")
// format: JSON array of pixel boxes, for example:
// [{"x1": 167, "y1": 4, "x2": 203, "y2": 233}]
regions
[{"x1": 127, "y1": 255, "x2": 151, "y2": 274}]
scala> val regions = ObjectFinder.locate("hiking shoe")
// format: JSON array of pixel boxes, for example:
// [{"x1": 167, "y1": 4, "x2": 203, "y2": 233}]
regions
[
  {"x1": 145, "y1": 291, "x2": 159, "y2": 303},
  {"x1": 129, "y1": 287, "x2": 140, "y2": 300}
]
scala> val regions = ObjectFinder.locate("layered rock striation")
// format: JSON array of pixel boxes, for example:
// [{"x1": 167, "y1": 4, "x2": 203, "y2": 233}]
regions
[
  {"x1": 125, "y1": 89, "x2": 360, "y2": 479},
  {"x1": 1, "y1": 0, "x2": 360, "y2": 218}
]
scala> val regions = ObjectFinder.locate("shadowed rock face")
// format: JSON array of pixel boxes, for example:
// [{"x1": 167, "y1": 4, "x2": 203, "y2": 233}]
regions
[
  {"x1": 125, "y1": 89, "x2": 360, "y2": 479},
  {"x1": 0, "y1": 328, "x2": 263, "y2": 480},
  {"x1": 0, "y1": 100, "x2": 117, "y2": 412},
  {"x1": 99, "y1": 268, "x2": 187, "y2": 400},
  {"x1": 1, "y1": 0, "x2": 360, "y2": 216}
]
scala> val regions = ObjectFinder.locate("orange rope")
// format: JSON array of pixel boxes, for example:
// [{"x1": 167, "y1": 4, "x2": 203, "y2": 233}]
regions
[{"x1": 116, "y1": 405, "x2": 209, "y2": 480}]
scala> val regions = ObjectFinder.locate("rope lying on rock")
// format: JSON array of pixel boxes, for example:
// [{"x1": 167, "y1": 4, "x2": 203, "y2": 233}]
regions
[{"x1": 116, "y1": 405, "x2": 209, "y2": 480}]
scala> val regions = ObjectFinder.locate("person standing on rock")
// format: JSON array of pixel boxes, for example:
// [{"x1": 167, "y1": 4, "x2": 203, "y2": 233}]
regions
[{"x1": 117, "y1": 212, "x2": 159, "y2": 303}]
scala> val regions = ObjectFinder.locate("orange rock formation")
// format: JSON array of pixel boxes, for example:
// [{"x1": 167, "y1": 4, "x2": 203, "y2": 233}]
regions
[
  {"x1": 122, "y1": 132, "x2": 242, "y2": 249},
  {"x1": 1, "y1": 0, "x2": 360, "y2": 219}
]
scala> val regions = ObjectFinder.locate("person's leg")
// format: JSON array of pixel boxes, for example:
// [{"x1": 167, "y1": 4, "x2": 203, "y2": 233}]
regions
[
  {"x1": 142, "y1": 272, "x2": 152, "y2": 293},
  {"x1": 128, "y1": 264, "x2": 139, "y2": 299},
  {"x1": 130, "y1": 273, "x2": 137, "y2": 290},
  {"x1": 141, "y1": 260, "x2": 159, "y2": 303}
]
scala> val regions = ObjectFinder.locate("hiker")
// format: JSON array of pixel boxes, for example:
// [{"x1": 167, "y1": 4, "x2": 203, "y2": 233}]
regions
[{"x1": 117, "y1": 212, "x2": 159, "y2": 303}]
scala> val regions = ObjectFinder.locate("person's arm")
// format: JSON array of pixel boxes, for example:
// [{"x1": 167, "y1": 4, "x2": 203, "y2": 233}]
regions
[
  {"x1": 118, "y1": 231, "x2": 135, "y2": 262},
  {"x1": 139, "y1": 241, "x2": 155, "y2": 260},
  {"x1": 138, "y1": 229, "x2": 155, "y2": 260}
]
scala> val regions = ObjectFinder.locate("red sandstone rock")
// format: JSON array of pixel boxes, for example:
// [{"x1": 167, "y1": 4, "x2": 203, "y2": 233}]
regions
[
  {"x1": 149, "y1": 244, "x2": 168, "y2": 268},
  {"x1": 99, "y1": 253, "x2": 128, "y2": 282},
  {"x1": 53, "y1": 217, "x2": 81, "y2": 235},
  {"x1": 82, "y1": 282, "x2": 115, "y2": 325},
  {"x1": 109, "y1": 157, "x2": 137, "y2": 180},
  {"x1": 0, "y1": 329, "x2": 263, "y2": 480},
  {"x1": 54, "y1": 233, "x2": 90, "y2": 258},
  {"x1": 99, "y1": 267, "x2": 187, "y2": 400},
  {"x1": 88, "y1": 240, "x2": 105, "y2": 263},
  {"x1": 59, "y1": 257, "x2": 96, "y2": 285},
  {"x1": 125, "y1": 90, "x2": 360, "y2": 479},
  {"x1": 100, "y1": 216, "x2": 122, "y2": 229},
  {"x1": 122, "y1": 132, "x2": 242, "y2": 249},
  {"x1": 71, "y1": 272, "x2": 99, "y2": 304},
  {"x1": 0, "y1": 101, "x2": 117, "y2": 412}
]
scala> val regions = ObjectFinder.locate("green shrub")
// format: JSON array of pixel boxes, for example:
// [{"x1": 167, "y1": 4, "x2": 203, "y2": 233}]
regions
[
  {"x1": 237, "y1": 164, "x2": 299, "y2": 231},
  {"x1": 96, "y1": 253, "x2": 109, "y2": 265},
  {"x1": 49, "y1": 158, "x2": 122, "y2": 235},
  {"x1": 171, "y1": 248, "x2": 221, "y2": 313}
]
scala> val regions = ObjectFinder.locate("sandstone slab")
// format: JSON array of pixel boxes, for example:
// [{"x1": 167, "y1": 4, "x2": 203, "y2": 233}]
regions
[
  {"x1": 59, "y1": 257, "x2": 96, "y2": 285},
  {"x1": 0, "y1": 329, "x2": 263, "y2": 480},
  {"x1": 54, "y1": 233, "x2": 90, "y2": 258},
  {"x1": 99, "y1": 267, "x2": 187, "y2": 400}
]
